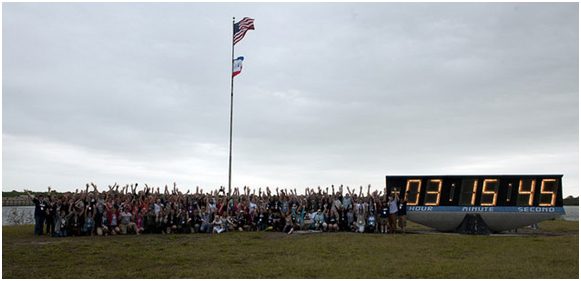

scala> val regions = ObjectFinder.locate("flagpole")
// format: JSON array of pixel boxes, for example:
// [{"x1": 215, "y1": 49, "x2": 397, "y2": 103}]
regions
[{"x1": 228, "y1": 17, "x2": 235, "y2": 192}]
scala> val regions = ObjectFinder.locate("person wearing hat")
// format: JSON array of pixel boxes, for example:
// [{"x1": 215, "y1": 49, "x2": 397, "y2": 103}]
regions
[{"x1": 24, "y1": 189, "x2": 47, "y2": 236}]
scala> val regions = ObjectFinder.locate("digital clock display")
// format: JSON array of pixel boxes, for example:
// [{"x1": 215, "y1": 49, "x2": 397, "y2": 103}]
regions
[{"x1": 386, "y1": 175, "x2": 563, "y2": 207}]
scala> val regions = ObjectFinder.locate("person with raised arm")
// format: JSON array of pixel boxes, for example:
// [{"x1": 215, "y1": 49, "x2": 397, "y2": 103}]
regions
[
  {"x1": 332, "y1": 185, "x2": 342, "y2": 211},
  {"x1": 297, "y1": 203, "x2": 309, "y2": 231},
  {"x1": 54, "y1": 208, "x2": 75, "y2": 237},
  {"x1": 283, "y1": 209, "x2": 295, "y2": 234},
  {"x1": 45, "y1": 186, "x2": 57, "y2": 236},
  {"x1": 341, "y1": 185, "x2": 351, "y2": 211},
  {"x1": 85, "y1": 186, "x2": 96, "y2": 216},
  {"x1": 398, "y1": 190, "x2": 408, "y2": 234},
  {"x1": 378, "y1": 195, "x2": 389, "y2": 234},
  {"x1": 92, "y1": 183, "x2": 106, "y2": 227},
  {"x1": 367, "y1": 185, "x2": 379, "y2": 233},
  {"x1": 346, "y1": 186, "x2": 356, "y2": 209},
  {"x1": 69, "y1": 205, "x2": 85, "y2": 236},
  {"x1": 108, "y1": 206, "x2": 121, "y2": 235},
  {"x1": 387, "y1": 187, "x2": 399, "y2": 234},
  {"x1": 24, "y1": 189, "x2": 47, "y2": 236},
  {"x1": 212, "y1": 214, "x2": 224, "y2": 233},
  {"x1": 281, "y1": 192, "x2": 290, "y2": 214}
]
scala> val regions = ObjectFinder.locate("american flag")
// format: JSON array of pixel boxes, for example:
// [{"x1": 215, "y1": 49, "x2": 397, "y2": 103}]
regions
[{"x1": 233, "y1": 17, "x2": 255, "y2": 45}]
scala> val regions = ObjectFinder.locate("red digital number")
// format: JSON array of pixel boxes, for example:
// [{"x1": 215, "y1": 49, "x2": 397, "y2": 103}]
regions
[
  {"x1": 425, "y1": 179, "x2": 442, "y2": 206},
  {"x1": 539, "y1": 179, "x2": 557, "y2": 206},
  {"x1": 518, "y1": 179, "x2": 535, "y2": 206},
  {"x1": 405, "y1": 179, "x2": 421, "y2": 206},
  {"x1": 480, "y1": 179, "x2": 498, "y2": 206}
]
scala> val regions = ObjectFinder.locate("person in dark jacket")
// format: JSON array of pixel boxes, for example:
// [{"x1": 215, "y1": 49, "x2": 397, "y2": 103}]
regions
[{"x1": 24, "y1": 189, "x2": 47, "y2": 236}]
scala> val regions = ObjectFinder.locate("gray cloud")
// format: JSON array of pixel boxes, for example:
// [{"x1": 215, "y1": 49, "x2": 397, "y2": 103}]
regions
[{"x1": 3, "y1": 2, "x2": 579, "y2": 196}]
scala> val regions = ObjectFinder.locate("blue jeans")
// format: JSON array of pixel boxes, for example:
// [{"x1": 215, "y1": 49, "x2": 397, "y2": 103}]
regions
[
  {"x1": 53, "y1": 228, "x2": 67, "y2": 237},
  {"x1": 201, "y1": 223, "x2": 210, "y2": 233},
  {"x1": 34, "y1": 215, "x2": 45, "y2": 235}
]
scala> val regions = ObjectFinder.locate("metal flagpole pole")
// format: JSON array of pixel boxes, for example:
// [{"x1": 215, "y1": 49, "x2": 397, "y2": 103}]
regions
[{"x1": 228, "y1": 17, "x2": 235, "y2": 192}]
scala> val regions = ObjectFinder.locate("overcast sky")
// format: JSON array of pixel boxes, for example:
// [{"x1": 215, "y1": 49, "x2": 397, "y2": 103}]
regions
[{"x1": 2, "y1": 2, "x2": 579, "y2": 196}]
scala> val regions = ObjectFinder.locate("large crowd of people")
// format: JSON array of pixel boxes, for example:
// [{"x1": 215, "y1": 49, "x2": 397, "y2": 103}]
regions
[{"x1": 23, "y1": 183, "x2": 408, "y2": 237}]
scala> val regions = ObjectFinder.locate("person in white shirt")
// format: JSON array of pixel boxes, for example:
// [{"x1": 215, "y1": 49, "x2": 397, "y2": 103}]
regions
[
  {"x1": 388, "y1": 188, "x2": 399, "y2": 234},
  {"x1": 213, "y1": 215, "x2": 224, "y2": 233},
  {"x1": 119, "y1": 208, "x2": 139, "y2": 235}
]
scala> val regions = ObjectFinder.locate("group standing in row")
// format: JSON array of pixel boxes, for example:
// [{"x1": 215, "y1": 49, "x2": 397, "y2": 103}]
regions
[{"x1": 24, "y1": 183, "x2": 408, "y2": 237}]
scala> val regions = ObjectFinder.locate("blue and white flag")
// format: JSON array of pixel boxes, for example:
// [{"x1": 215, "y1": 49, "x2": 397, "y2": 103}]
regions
[{"x1": 233, "y1": 56, "x2": 244, "y2": 77}]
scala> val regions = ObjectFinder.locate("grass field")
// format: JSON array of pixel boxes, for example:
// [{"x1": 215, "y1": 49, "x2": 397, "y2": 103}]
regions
[{"x1": 2, "y1": 221, "x2": 578, "y2": 279}]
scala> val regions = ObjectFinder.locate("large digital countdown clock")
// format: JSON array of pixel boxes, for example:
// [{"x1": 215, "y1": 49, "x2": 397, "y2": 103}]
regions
[{"x1": 386, "y1": 175, "x2": 565, "y2": 233}]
